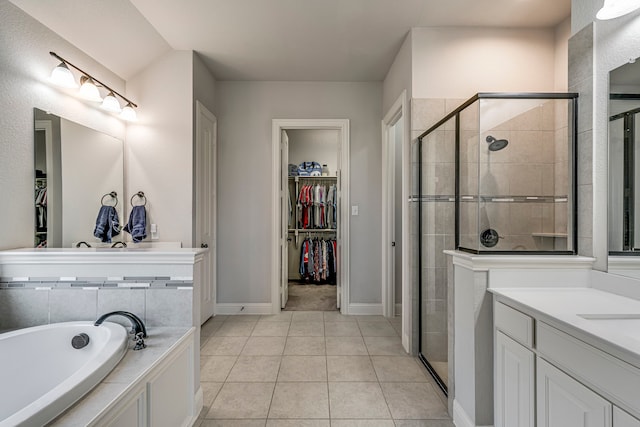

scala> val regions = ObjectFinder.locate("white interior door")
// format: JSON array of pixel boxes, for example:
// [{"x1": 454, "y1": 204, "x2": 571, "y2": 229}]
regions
[
  {"x1": 281, "y1": 130, "x2": 289, "y2": 309},
  {"x1": 196, "y1": 101, "x2": 217, "y2": 324}
]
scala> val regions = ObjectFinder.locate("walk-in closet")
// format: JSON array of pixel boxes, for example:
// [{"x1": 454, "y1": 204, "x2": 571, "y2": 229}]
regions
[{"x1": 283, "y1": 129, "x2": 340, "y2": 311}]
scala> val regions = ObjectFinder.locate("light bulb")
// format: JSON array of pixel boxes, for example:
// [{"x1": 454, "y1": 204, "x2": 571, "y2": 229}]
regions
[
  {"x1": 79, "y1": 76, "x2": 102, "y2": 102},
  {"x1": 50, "y1": 62, "x2": 77, "y2": 88},
  {"x1": 120, "y1": 103, "x2": 137, "y2": 121},
  {"x1": 597, "y1": 0, "x2": 640, "y2": 19},
  {"x1": 101, "y1": 91, "x2": 121, "y2": 113}
]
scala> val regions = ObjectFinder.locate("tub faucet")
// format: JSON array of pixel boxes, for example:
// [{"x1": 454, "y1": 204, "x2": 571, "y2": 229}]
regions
[{"x1": 94, "y1": 311, "x2": 147, "y2": 350}]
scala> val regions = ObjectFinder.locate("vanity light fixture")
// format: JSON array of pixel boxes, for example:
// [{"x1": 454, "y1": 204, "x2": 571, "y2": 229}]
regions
[
  {"x1": 597, "y1": 0, "x2": 640, "y2": 20},
  {"x1": 78, "y1": 76, "x2": 102, "y2": 102},
  {"x1": 48, "y1": 51, "x2": 138, "y2": 121}
]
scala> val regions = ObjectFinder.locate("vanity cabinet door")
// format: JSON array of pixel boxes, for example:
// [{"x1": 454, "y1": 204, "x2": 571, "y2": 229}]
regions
[
  {"x1": 537, "y1": 358, "x2": 612, "y2": 427},
  {"x1": 615, "y1": 407, "x2": 640, "y2": 427},
  {"x1": 495, "y1": 331, "x2": 535, "y2": 427}
]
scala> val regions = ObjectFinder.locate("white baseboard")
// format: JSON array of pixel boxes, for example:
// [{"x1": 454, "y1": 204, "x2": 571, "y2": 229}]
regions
[
  {"x1": 215, "y1": 303, "x2": 273, "y2": 315},
  {"x1": 347, "y1": 303, "x2": 383, "y2": 315},
  {"x1": 452, "y1": 399, "x2": 493, "y2": 427}
]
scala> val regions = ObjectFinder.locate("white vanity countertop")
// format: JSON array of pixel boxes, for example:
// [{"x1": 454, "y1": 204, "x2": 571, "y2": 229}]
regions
[
  {"x1": 50, "y1": 326, "x2": 194, "y2": 426},
  {"x1": 490, "y1": 287, "x2": 640, "y2": 368}
]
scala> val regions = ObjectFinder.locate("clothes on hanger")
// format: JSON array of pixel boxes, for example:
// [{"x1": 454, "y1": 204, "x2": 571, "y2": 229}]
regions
[
  {"x1": 298, "y1": 237, "x2": 337, "y2": 284},
  {"x1": 35, "y1": 185, "x2": 47, "y2": 231},
  {"x1": 296, "y1": 183, "x2": 336, "y2": 229}
]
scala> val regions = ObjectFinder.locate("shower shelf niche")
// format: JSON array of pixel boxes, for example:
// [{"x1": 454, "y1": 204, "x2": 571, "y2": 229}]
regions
[{"x1": 417, "y1": 92, "x2": 578, "y2": 254}]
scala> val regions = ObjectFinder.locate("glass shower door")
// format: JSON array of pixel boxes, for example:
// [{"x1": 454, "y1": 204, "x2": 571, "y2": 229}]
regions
[{"x1": 416, "y1": 115, "x2": 457, "y2": 393}]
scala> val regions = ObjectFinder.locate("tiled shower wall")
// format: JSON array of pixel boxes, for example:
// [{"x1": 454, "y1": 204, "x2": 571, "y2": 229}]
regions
[
  {"x1": 0, "y1": 277, "x2": 193, "y2": 331},
  {"x1": 459, "y1": 99, "x2": 571, "y2": 251}
]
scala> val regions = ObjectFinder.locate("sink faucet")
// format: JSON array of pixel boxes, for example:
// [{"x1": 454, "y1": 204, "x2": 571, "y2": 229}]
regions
[{"x1": 94, "y1": 311, "x2": 147, "y2": 350}]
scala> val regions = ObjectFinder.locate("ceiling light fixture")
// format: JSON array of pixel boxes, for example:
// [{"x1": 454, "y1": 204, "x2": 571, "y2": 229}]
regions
[
  {"x1": 597, "y1": 0, "x2": 640, "y2": 20},
  {"x1": 48, "y1": 51, "x2": 138, "y2": 121}
]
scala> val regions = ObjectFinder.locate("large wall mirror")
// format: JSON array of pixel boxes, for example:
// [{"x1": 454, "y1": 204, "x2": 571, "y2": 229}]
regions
[
  {"x1": 608, "y1": 59, "x2": 640, "y2": 277},
  {"x1": 34, "y1": 108, "x2": 124, "y2": 248}
]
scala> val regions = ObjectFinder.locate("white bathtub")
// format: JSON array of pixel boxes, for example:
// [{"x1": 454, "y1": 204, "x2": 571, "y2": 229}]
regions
[{"x1": 0, "y1": 321, "x2": 128, "y2": 427}]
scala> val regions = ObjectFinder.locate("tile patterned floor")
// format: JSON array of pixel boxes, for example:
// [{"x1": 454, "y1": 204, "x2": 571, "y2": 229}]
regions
[{"x1": 195, "y1": 311, "x2": 454, "y2": 427}]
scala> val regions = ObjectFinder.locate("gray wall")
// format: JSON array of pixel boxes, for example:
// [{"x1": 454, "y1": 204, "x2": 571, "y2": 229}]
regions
[
  {"x1": 0, "y1": 1, "x2": 126, "y2": 251},
  {"x1": 215, "y1": 81, "x2": 383, "y2": 305}
]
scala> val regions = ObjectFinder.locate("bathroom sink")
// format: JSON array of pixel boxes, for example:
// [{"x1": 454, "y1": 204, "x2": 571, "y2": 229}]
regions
[{"x1": 577, "y1": 314, "x2": 640, "y2": 340}]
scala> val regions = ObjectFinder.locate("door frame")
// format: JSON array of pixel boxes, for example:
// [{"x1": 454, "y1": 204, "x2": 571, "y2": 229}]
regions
[
  {"x1": 195, "y1": 100, "x2": 217, "y2": 324},
  {"x1": 381, "y1": 90, "x2": 411, "y2": 352},
  {"x1": 271, "y1": 119, "x2": 350, "y2": 314}
]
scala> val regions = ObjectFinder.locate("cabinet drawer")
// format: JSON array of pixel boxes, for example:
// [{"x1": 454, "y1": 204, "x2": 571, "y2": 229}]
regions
[
  {"x1": 495, "y1": 302, "x2": 534, "y2": 347},
  {"x1": 537, "y1": 321, "x2": 640, "y2": 416}
]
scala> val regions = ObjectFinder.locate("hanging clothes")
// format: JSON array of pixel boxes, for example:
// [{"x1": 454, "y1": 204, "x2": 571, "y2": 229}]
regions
[
  {"x1": 298, "y1": 237, "x2": 337, "y2": 285},
  {"x1": 296, "y1": 182, "x2": 335, "y2": 230}
]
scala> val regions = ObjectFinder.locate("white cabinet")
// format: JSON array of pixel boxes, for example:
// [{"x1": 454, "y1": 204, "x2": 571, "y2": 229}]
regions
[
  {"x1": 494, "y1": 298, "x2": 640, "y2": 427},
  {"x1": 495, "y1": 331, "x2": 535, "y2": 427},
  {"x1": 536, "y1": 358, "x2": 612, "y2": 427}
]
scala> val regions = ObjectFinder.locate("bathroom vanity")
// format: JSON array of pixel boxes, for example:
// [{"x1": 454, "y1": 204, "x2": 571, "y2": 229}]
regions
[{"x1": 492, "y1": 287, "x2": 640, "y2": 427}]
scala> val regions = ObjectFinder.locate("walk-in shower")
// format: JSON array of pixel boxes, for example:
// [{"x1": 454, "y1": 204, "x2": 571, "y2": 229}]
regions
[{"x1": 412, "y1": 92, "x2": 578, "y2": 394}]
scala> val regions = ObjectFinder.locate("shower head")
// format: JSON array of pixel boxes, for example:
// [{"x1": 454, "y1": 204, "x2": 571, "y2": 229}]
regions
[{"x1": 486, "y1": 135, "x2": 509, "y2": 151}]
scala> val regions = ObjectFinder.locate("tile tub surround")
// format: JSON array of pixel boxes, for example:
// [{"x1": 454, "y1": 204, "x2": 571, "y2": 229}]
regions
[
  {"x1": 0, "y1": 278, "x2": 193, "y2": 330},
  {"x1": 196, "y1": 311, "x2": 453, "y2": 426}
]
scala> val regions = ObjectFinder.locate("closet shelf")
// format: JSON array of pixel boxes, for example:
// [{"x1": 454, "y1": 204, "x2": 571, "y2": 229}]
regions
[
  {"x1": 531, "y1": 233, "x2": 568, "y2": 238},
  {"x1": 289, "y1": 176, "x2": 337, "y2": 182}
]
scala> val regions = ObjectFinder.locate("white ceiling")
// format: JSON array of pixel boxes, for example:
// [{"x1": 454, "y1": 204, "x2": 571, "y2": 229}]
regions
[{"x1": 10, "y1": 0, "x2": 571, "y2": 82}]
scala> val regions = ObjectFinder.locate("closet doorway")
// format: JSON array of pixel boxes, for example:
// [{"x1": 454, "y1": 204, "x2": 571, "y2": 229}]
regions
[{"x1": 271, "y1": 119, "x2": 350, "y2": 314}]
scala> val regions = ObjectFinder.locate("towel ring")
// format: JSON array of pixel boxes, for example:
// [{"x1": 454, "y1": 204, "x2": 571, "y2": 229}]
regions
[
  {"x1": 130, "y1": 191, "x2": 147, "y2": 207},
  {"x1": 101, "y1": 191, "x2": 118, "y2": 207}
]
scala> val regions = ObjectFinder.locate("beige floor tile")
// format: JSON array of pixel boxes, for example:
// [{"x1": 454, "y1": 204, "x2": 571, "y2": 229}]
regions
[
  {"x1": 266, "y1": 420, "x2": 329, "y2": 426},
  {"x1": 241, "y1": 336, "x2": 286, "y2": 355},
  {"x1": 201, "y1": 356, "x2": 238, "y2": 382},
  {"x1": 225, "y1": 315, "x2": 262, "y2": 323},
  {"x1": 324, "y1": 321, "x2": 362, "y2": 337},
  {"x1": 288, "y1": 321, "x2": 325, "y2": 337},
  {"x1": 325, "y1": 337, "x2": 368, "y2": 355},
  {"x1": 214, "y1": 322, "x2": 256, "y2": 337},
  {"x1": 252, "y1": 321, "x2": 290, "y2": 337},
  {"x1": 380, "y1": 383, "x2": 449, "y2": 419},
  {"x1": 355, "y1": 315, "x2": 388, "y2": 323},
  {"x1": 260, "y1": 312, "x2": 293, "y2": 322},
  {"x1": 227, "y1": 356, "x2": 282, "y2": 382},
  {"x1": 268, "y1": 382, "x2": 330, "y2": 419},
  {"x1": 371, "y1": 357, "x2": 430, "y2": 382},
  {"x1": 327, "y1": 356, "x2": 377, "y2": 382},
  {"x1": 277, "y1": 356, "x2": 327, "y2": 382},
  {"x1": 330, "y1": 421, "x2": 395, "y2": 427},
  {"x1": 200, "y1": 420, "x2": 266, "y2": 427},
  {"x1": 201, "y1": 320, "x2": 224, "y2": 337},
  {"x1": 201, "y1": 336, "x2": 248, "y2": 356},
  {"x1": 358, "y1": 322, "x2": 398, "y2": 337},
  {"x1": 328, "y1": 382, "x2": 391, "y2": 419},
  {"x1": 393, "y1": 421, "x2": 455, "y2": 427},
  {"x1": 201, "y1": 382, "x2": 224, "y2": 409},
  {"x1": 323, "y1": 311, "x2": 357, "y2": 322},
  {"x1": 207, "y1": 382, "x2": 275, "y2": 419},
  {"x1": 363, "y1": 336, "x2": 407, "y2": 356},
  {"x1": 292, "y1": 311, "x2": 325, "y2": 322},
  {"x1": 284, "y1": 336, "x2": 326, "y2": 355}
]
